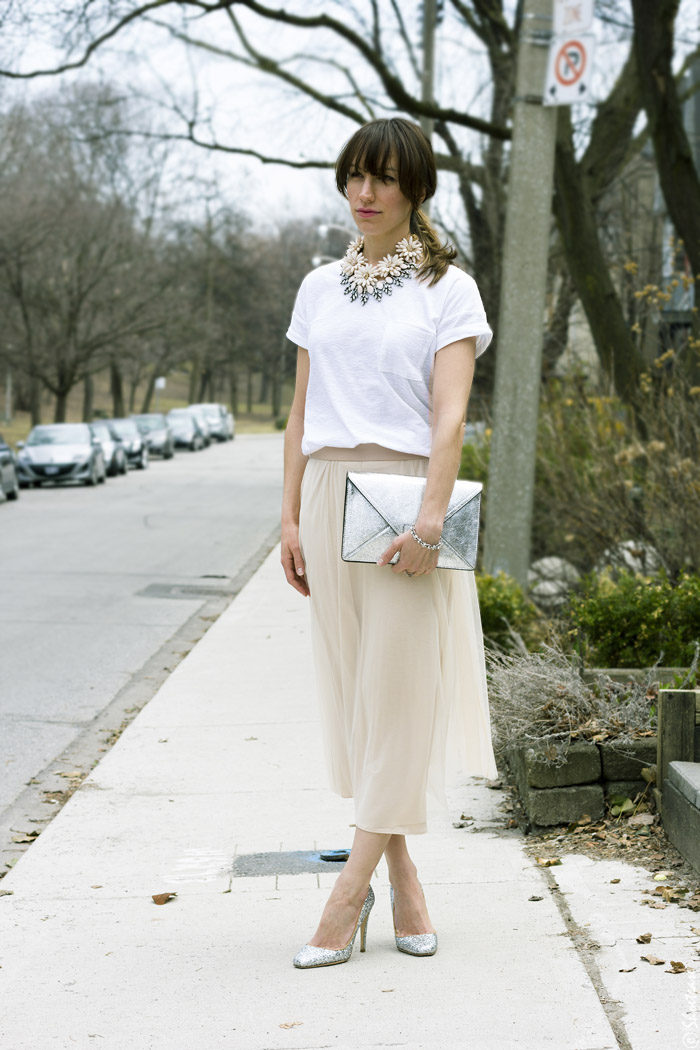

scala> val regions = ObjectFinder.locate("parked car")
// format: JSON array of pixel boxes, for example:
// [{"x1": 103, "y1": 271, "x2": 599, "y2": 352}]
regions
[
  {"x1": 166, "y1": 408, "x2": 206, "y2": 451},
  {"x1": 131, "y1": 413, "x2": 175, "y2": 458},
  {"x1": 184, "y1": 405, "x2": 212, "y2": 447},
  {"x1": 90, "y1": 421, "x2": 128, "y2": 477},
  {"x1": 188, "y1": 402, "x2": 235, "y2": 442},
  {"x1": 0, "y1": 432, "x2": 20, "y2": 501},
  {"x1": 108, "y1": 418, "x2": 149, "y2": 469},
  {"x1": 15, "y1": 423, "x2": 106, "y2": 487}
]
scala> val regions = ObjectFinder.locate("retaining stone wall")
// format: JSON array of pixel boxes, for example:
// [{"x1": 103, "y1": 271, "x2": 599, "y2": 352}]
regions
[{"x1": 505, "y1": 737, "x2": 657, "y2": 827}]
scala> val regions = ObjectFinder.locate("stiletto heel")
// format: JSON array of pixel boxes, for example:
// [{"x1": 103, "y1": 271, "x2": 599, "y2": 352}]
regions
[
  {"x1": 390, "y1": 885, "x2": 438, "y2": 957},
  {"x1": 293, "y1": 885, "x2": 375, "y2": 969}
]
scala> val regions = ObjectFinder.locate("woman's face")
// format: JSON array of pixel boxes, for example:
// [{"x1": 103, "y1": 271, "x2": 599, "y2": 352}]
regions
[{"x1": 346, "y1": 156, "x2": 414, "y2": 242}]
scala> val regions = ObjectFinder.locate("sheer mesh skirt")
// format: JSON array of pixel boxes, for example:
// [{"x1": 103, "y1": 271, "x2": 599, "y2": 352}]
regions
[{"x1": 298, "y1": 449, "x2": 498, "y2": 835}]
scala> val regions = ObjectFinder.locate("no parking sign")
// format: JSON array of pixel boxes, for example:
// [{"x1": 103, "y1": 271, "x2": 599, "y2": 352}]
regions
[{"x1": 543, "y1": 0, "x2": 596, "y2": 106}]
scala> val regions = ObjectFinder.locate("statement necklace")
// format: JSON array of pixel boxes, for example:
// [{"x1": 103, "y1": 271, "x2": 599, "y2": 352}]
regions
[{"x1": 340, "y1": 234, "x2": 423, "y2": 305}]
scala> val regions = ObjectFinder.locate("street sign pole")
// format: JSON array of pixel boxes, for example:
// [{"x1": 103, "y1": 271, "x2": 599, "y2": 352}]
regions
[{"x1": 482, "y1": 0, "x2": 558, "y2": 587}]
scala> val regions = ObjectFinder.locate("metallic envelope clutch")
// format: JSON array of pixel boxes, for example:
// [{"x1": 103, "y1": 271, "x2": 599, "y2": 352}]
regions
[{"x1": 341, "y1": 471, "x2": 482, "y2": 571}]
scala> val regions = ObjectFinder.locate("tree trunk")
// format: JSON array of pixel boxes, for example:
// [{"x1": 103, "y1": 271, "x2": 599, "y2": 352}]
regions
[
  {"x1": 82, "y1": 374, "x2": 94, "y2": 422},
  {"x1": 553, "y1": 108, "x2": 644, "y2": 405},
  {"x1": 542, "y1": 270, "x2": 577, "y2": 379},
  {"x1": 229, "y1": 364, "x2": 238, "y2": 415},
  {"x1": 630, "y1": 0, "x2": 700, "y2": 283},
  {"x1": 246, "y1": 367, "x2": 253, "y2": 414},
  {"x1": 30, "y1": 376, "x2": 42, "y2": 426},
  {"x1": 110, "y1": 359, "x2": 125, "y2": 418},
  {"x1": 188, "y1": 358, "x2": 200, "y2": 404},
  {"x1": 141, "y1": 368, "x2": 156, "y2": 413},
  {"x1": 54, "y1": 389, "x2": 69, "y2": 423},
  {"x1": 197, "y1": 369, "x2": 211, "y2": 403},
  {"x1": 258, "y1": 369, "x2": 270, "y2": 405}
]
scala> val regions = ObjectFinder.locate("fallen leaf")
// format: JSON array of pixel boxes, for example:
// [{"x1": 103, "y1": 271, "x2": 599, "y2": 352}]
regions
[
  {"x1": 381, "y1": 988, "x2": 394, "y2": 993},
  {"x1": 641, "y1": 899, "x2": 667, "y2": 909},
  {"x1": 667, "y1": 961, "x2": 687, "y2": 973},
  {"x1": 11, "y1": 831, "x2": 40, "y2": 843},
  {"x1": 640, "y1": 953, "x2": 665, "y2": 965},
  {"x1": 528, "y1": 895, "x2": 544, "y2": 901},
  {"x1": 486, "y1": 779, "x2": 502, "y2": 789},
  {"x1": 619, "y1": 966, "x2": 637, "y2": 972},
  {"x1": 636, "y1": 932, "x2": 652, "y2": 943},
  {"x1": 279, "y1": 1022, "x2": 303, "y2": 1029},
  {"x1": 0, "y1": 889, "x2": 14, "y2": 896},
  {"x1": 691, "y1": 927, "x2": 700, "y2": 936},
  {"x1": 91, "y1": 885, "x2": 103, "y2": 889},
  {"x1": 245, "y1": 737, "x2": 258, "y2": 741},
  {"x1": 577, "y1": 813, "x2": 592, "y2": 825},
  {"x1": 628, "y1": 813, "x2": 654, "y2": 826},
  {"x1": 653, "y1": 871, "x2": 672, "y2": 881},
  {"x1": 535, "y1": 857, "x2": 562, "y2": 867},
  {"x1": 610, "y1": 878, "x2": 621, "y2": 884},
  {"x1": 152, "y1": 891, "x2": 177, "y2": 905}
]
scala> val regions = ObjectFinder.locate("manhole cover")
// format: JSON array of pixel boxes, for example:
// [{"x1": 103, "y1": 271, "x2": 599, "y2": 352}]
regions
[
  {"x1": 232, "y1": 850, "x2": 350, "y2": 877},
  {"x1": 138, "y1": 582, "x2": 235, "y2": 600}
]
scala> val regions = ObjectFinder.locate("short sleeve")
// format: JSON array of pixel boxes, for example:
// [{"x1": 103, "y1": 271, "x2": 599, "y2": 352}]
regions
[
  {"x1": 436, "y1": 269, "x2": 493, "y2": 358},
  {"x1": 286, "y1": 276, "x2": 310, "y2": 348}
]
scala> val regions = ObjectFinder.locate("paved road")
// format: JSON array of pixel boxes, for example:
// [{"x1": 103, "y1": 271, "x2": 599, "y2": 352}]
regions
[{"x1": 0, "y1": 433, "x2": 284, "y2": 813}]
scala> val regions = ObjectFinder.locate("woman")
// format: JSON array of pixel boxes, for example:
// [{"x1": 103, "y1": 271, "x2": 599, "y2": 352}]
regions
[{"x1": 281, "y1": 117, "x2": 498, "y2": 969}]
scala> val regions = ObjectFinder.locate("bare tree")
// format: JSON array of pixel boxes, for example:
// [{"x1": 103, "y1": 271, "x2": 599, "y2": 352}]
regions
[{"x1": 1, "y1": 1, "x2": 698, "y2": 407}]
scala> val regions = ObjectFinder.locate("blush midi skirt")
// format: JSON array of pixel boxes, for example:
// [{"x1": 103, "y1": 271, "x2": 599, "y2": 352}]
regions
[{"x1": 297, "y1": 444, "x2": 499, "y2": 835}]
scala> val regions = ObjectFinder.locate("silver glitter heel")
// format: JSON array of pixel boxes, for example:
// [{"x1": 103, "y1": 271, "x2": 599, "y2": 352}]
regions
[
  {"x1": 390, "y1": 885, "x2": 438, "y2": 956},
  {"x1": 293, "y1": 884, "x2": 375, "y2": 969}
]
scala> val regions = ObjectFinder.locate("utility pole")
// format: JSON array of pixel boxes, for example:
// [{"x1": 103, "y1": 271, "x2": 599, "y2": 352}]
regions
[
  {"x1": 482, "y1": 0, "x2": 557, "y2": 588},
  {"x1": 420, "y1": 0, "x2": 437, "y2": 214}
]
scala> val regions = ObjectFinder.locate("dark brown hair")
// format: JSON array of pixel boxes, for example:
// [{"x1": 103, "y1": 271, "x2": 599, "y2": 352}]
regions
[{"x1": 335, "y1": 118, "x2": 456, "y2": 285}]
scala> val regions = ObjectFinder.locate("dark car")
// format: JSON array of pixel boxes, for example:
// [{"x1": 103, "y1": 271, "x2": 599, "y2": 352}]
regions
[
  {"x1": 90, "y1": 421, "x2": 128, "y2": 477},
  {"x1": 0, "y1": 432, "x2": 20, "y2": 501},
  {"x1": 188, "y1": 403, "x2": 235, "y2": 442},
  {"x1": 183, "y1": 405, "x2": 212, "y2": 447},
  {"x1": 131, "y1": 413, "x2": 175, "y2": 459},
  {"x1": 108, "y1": 418, "x2": 149, "y2": 469},
  {"x1": 16, "y1": 423, "x2": 106, "y2": 487},
  {"x1": 166, "y1": 408, "x2": 206, "y2": 451}
]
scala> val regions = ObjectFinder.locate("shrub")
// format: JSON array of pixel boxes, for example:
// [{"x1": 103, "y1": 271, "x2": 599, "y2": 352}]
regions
[
  {"x1": 274, "y1": 415, "x2": 288, "y2": 430},
  {"x1": 564, "y1": 569, "x2": 700, "y2": 668},
  {"x1": 476, "y1": 571, "x2": 544, "y2": 651},
  {"x1": 486, "y1": 637, "x2": 659, "y2": 764}
]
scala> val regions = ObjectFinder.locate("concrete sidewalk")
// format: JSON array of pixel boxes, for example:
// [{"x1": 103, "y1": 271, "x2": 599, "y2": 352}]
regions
[{"x1": 1, "y1": 547, "x2": 698, "y2": 1050}]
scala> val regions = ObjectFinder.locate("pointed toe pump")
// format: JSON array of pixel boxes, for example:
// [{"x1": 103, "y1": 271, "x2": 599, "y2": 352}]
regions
[
  {"x1": 293, "y1": 885, "x2": 375, "y2": 969},
  {"x1": 390, "y1": 885, "x2": 438, "y2": 957}
]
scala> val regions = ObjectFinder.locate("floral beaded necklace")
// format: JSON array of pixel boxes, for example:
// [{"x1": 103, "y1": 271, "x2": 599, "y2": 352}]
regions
[{"x1": 339, "y1": 234, "x2": 423, "y2": 305}]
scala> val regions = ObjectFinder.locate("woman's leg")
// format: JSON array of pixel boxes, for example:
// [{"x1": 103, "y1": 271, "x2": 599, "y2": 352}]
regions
[
  {"x1": 384, "y1": 834, "x2": 435, "y2": 936},
  {"x1": 308, "y1": 827, "x2": 390, "y2": 949}
]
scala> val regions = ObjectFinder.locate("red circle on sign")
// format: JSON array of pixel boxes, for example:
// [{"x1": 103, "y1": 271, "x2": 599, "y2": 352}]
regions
[{"x1": 555, "y1": 40, "x2": 587, "y2": 86}]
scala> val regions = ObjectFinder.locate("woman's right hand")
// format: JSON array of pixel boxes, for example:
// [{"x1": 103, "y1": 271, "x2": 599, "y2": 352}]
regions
[{"x1": 281, "y1": 522, "x2": 309, "y2": 597}]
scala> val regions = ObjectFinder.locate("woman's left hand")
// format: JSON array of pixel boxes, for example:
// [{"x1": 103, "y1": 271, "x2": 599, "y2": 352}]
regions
[{"x1": 376, "y1": 531, "x2": 440, "y2": 577}]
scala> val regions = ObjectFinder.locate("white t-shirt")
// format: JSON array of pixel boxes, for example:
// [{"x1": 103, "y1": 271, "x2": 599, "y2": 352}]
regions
[{"x1": 286, "y1": 260, "x2": 493, "y2": 457}]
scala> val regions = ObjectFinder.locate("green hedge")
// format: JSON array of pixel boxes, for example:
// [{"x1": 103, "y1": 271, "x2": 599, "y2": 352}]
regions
[
  {"x1": 476, "y1": 571, "x2": 543, "y2": 651},
  {"x1": 564, "y1": 570, "x2": 700, "y2": 668}
]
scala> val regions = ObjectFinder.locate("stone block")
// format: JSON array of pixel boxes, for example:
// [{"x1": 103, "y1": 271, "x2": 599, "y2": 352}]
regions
[
  {"x1": 522, "y1": 784, "x2": 605, "y2": 827},
  {"x1": 604, "y1": 779, "x2": 648, "y2": 800},
  {"x1": 515, "y1": 740, "x2": 601, "y2": 789},
  {"x1": 599, "y1": 739, "x2": 657, "y2": 780}
]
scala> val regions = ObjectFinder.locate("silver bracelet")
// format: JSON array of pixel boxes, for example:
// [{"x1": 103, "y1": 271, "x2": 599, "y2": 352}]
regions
[{"x1": 410, "y1": 524, "x2": 442, "y2": 551}]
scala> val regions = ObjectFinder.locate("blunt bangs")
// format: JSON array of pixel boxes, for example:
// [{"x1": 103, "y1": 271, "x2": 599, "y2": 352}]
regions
[{"x1": 335, "y1": 118, "x2": 436, "y2": 207}]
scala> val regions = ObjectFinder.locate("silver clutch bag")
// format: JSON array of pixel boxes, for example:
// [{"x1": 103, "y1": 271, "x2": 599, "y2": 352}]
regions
[{"x1": 341, "y1": 471, "x2": 482, "y2": 571}]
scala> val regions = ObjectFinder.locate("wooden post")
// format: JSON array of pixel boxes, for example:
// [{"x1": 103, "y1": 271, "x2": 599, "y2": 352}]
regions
[{"x1": 656, "y1": 689, "x2": 699, "y2": 811}]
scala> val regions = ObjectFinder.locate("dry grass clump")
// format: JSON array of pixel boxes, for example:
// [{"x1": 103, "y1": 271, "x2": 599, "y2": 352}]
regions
[{"x1": 485, "y1": 633, "x2": 698, "y2": 766}]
